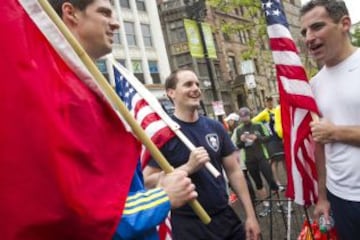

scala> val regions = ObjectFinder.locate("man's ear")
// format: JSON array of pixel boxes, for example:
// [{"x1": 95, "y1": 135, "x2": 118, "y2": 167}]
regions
[
  {"x1": 340, "y1": 15, "x2": 351, "y2": 33},
  {"x1": 166, "y1": 89, "x2": 175, "y2": 101},
  {"x1": 61, "y1": 2, "x2": 79, "y2": 26}
]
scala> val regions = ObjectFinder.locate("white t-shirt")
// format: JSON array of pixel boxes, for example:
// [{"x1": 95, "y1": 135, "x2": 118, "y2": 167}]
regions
[{"x1": 311, "y1": 48, "x2": 360, "y2": 201}]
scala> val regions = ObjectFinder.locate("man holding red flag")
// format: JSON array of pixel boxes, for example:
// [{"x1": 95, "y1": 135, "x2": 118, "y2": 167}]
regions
[{"x1": 0, "y1": 0, "x2": 196, "y2": 239}]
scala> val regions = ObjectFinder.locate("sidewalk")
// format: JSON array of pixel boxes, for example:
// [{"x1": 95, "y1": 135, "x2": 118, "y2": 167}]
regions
[{"x1": 229, "y1": 164, "x2": 314, "y2": 239}]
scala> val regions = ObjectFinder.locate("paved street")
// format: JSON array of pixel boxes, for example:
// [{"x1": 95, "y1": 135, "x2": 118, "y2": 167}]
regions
[{"x1": 230, "y1": 163, "x2": 314, "y2": 240}]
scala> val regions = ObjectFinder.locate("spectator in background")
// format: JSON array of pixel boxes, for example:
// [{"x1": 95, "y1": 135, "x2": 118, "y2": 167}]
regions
[
  {"x1": 224, "y1": 112, "x2": 240, "y2": 136},
  {"x1": 232, "y1": 107, "x2": 279, "y2": 217},
  {"x1": 252, "y1": 97, "x2": 286, "y2": 192},
  {"x1": 225, "y1": 112, "x2": 256, "y2": 204}
]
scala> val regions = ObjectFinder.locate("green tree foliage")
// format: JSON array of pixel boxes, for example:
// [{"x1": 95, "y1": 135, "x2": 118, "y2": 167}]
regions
[
  {"x1": 208, "y1": 0, "x2": 318, "y2": 78},
  {"x1": 208, "y1": 0, "x2": 266, "y2": 60},
  {"x1": 351, "y1": 26, "x2": 360, "y2": 47}
]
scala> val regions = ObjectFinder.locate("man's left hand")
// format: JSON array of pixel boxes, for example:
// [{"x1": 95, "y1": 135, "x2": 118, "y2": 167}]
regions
[{"x1": 310, "y1": 119, "x2": 336, "y2": 144}]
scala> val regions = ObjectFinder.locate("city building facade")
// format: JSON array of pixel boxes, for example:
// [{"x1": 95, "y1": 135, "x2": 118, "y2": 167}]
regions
[
  {"x1": 98, "y1": 0, "x2": 172, "y2": 99},
  {"x1": 158, "y1": 0, "x2": 304, "y2": 117}
]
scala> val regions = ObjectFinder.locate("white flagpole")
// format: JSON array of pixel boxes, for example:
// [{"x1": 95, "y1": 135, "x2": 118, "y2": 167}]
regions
[
  {"x1": 109, "y1": 57, "x2": 221, "y2": 178},
  {"x1": 287, "y1": 199, "x2": 292, "y2": 239}
]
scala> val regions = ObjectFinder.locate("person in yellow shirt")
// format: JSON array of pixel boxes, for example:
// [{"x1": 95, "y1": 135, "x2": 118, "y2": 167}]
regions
[{"x1": 252, "y1": 97, "x2": 285, "y2": 191}]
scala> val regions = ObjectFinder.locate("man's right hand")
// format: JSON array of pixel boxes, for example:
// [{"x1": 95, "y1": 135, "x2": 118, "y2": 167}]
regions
[
  {"x1": 181, "y1": 147, "x2": 210, "y2": 175},
  {"x1": 158, "y1": 169, "x2": 198, "y2": 209},
  {"x1": 314, "y1": 198, "x2": 331, "y2": 220}
]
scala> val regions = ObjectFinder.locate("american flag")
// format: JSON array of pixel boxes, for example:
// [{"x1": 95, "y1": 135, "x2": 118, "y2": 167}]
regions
[
  {"x1": 261, "y1": 0, "x2": 320, "y2": 205},
  {"x1": 112, "y1": 60, "x2": 177, "y2": 167},
  {"x1": 157, "y1": 214, "x2": 172, "y2": 240},
  {"x1": 112, "y1": 60, "x2": 174, "y2": 239}
]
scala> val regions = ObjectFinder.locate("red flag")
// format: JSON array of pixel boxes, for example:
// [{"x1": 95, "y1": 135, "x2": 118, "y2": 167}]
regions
[
  {"x1": 262, "y1": 0, "x2": 320, "y2": 205},
  {"x1": 0, "y1": 1, "x2": 140, "y2": 239}
]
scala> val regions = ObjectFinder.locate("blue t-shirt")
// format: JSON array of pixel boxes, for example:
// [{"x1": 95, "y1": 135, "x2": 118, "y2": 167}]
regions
[{"x1": 148, "y1": 116, "x2": 236, "y2": 216}]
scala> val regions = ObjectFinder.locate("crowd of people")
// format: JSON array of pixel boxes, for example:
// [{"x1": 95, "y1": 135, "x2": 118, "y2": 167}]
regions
[{"x1": 2, "y1": 0, "x2": 359, "y2": 239}]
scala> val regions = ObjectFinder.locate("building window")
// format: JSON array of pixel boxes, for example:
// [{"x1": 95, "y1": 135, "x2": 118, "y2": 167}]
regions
[
  {"x1": 170, "y1": 21, "x2": 186, "y2": 43},
  {"x1": 239, "y1": 30, "x2": 251, "y2": 44},
  {"x1": 120, "y1": 0, "x2": 130, "y2": 8},
  {"x1": 141, "y1": 24, "x2": 152, "y2": 47},
  {"x1": 124, "y1": 21, "x2": 137, "y2": 46},
  {"x1": 253, "y1": 58, "x2": 259, "y2": 74},
  {"x1": 239, "y1": 31, "x2": 246, "y2": 44},
  {"x1": 136, "y1": 0, "x2": 146, "y2": 11},
  {"x1": 171, "y1": 28, "x2": 187, "y2": 43},
  {"x1": 228, "y1": 56, "x2": 238, "y2": 75},
  {"x1": 117, "y1": 59, "x2": 126, "y2": 67},
  {"x1": 175, "y1": 53, "x2": 192, "y2": 66},
  {"x1": 113, "y1": 30, "x2": 121, "y2": 44},
  {"x1": 240, "y1": 7, "x2": 245, "y2": 16},
  {"x1": 197, "y1": 62, "x2": 209, "y2": 78},
  {"x1": 148, "y1": 61, "x2": 160, "y2": 84},
  {"x1": 132, "y1": 60, "x2": 144, "y2": 83},
  {"x1": 247, "y1": 30, "x2": 251, "y2": 42},
  {"x1": 214, "y1": 63, "x2": 222, "y2": 81},
  {"x1": 96, "y1": 60, "x2": 109, "y2": 81},
  {"x1": 223, "y1": 32, "x2": 230, "y2": 41}
]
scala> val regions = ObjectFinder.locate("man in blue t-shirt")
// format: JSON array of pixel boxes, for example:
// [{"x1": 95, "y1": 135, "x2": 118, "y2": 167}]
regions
[{"x1": 143, "y1": 69, "x2": 260, "y2": 240}]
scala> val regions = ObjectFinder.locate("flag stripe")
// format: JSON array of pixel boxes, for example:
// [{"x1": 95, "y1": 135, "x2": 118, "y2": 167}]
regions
[
  {"x1": 280, "y1": 76, "x2": 315, "y2": 98},
  {"x1": 270, "y1": 38, "x2": 298, "y2": 52},
  {"x1": 267, "y1": 24, "x2": 293, "y2": 39},
  {"x1": 276, "y1": 65, "x2": 308, "y2": 81},
  {"x1": 272, "y1": 51, "x2": 303, "y2": 66}
]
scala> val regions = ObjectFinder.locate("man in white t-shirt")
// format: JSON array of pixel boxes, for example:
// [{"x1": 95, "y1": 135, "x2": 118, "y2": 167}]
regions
[{"x1": 300, "y1": 0, "x2": 360, "y2": 239}]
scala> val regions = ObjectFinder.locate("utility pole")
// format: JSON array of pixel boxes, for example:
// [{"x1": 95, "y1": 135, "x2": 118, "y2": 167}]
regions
[{"x1": 184, "y1": 0, "x2": 222, "y2": 120}]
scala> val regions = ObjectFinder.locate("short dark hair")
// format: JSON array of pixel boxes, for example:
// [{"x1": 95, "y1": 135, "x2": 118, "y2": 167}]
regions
[
  {"x1": 300, "y1": 0, "x2": 349, "y2": 23},
  {"x1": 265, "y1": 96, "x2": 273, "y2": 102},
  {"x1": 48, "y1": 0, "x2": 95, "y2": 17},
  {"x1": 164, "y1": 68, "x2": 195, "y2": 91}
]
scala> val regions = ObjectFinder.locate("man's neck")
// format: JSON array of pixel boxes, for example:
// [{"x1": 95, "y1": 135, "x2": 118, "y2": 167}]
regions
[
  {"x1": 326, "y1": 44, "x2": 357, "y2": 67},
  {"x1": 174, "y1": 108, "x2": 199, "y2": 123}
]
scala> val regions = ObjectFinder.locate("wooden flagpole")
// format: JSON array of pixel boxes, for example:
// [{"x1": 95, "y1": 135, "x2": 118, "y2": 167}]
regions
[{"x1": 38, "y1": 0, "x2": 211, "y2": 224}]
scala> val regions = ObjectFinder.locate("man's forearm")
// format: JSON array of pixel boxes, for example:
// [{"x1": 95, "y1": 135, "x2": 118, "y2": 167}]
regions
[
  {"x1": 315, "y1": 143, "x2": 327, "y2": 200},
  {"x1": 333, "y1": 126, "x2": 360, "y2": 147},
  {"x1": 229, "y1": 171, "x2": 257, "y2": 219}
]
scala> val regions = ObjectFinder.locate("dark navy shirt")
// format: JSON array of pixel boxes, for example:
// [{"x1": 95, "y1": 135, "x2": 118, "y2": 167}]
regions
[{"x1": 148, "y1": 115, "x2": 236, "y2": 216}]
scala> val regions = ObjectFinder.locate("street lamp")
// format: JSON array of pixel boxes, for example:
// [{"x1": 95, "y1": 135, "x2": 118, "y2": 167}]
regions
[{"x1": 183, "y1": 0, "x2": 221, "y2": 116}]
